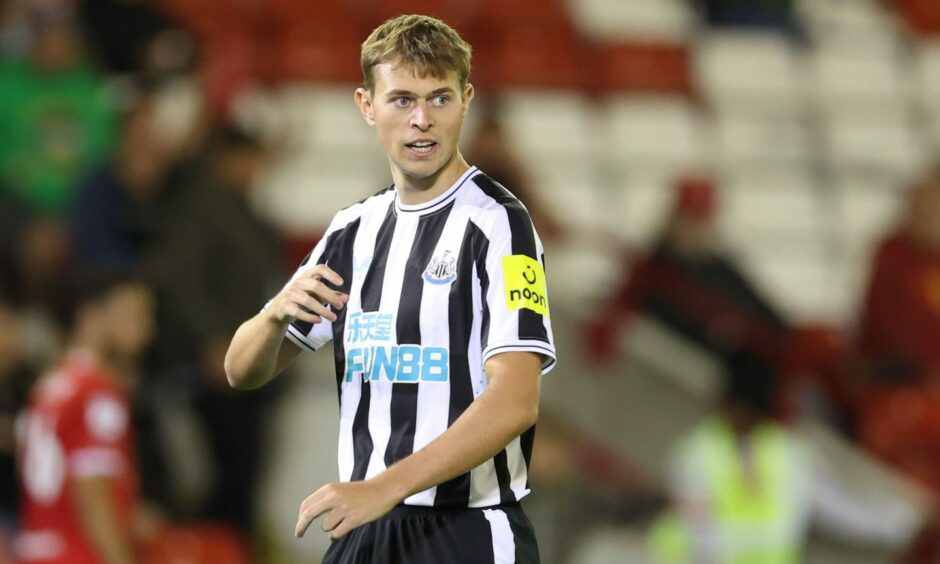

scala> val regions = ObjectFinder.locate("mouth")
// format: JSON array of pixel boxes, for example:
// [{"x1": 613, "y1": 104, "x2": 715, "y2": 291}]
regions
[{"x1": 405, "y1": 140, "x2": 438, "y2": 158}]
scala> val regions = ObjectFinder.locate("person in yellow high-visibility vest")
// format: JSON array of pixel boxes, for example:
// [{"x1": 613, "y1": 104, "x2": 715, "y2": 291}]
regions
[{"x1": 649, "y1": 353, "x2": 922, "y2": 563}]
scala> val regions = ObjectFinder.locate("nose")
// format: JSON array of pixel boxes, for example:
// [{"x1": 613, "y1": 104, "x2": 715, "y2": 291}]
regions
[{"x1": 411, "y1": 103, "x2": 432, "y2": 131}]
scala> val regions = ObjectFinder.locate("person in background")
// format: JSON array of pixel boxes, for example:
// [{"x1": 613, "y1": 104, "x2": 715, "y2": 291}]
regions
[
  {"x1": 16, "y1": 269, "x2": 156, "y2": 564},
  {"x1": 585, "y1": 176, "x2": 787, "y2": 370},
  {"x1": 0, "y1": 3, "x2": 115, "y2": 217},
  {"x1": 857, "y1": 164, "x2": 940, "y2": 387},
  {"x1": 0, "y1": 290, "x2": 31, "y2": 555},
  {"x1": 144, "y1": 123, "x2": 283, "y2": 534},
  {"x1": 649, "y1": 352, "x2": 923, "y2": 563},
  {"x1": 71, "y1": 92, "x2": 175, "y2": 270}
]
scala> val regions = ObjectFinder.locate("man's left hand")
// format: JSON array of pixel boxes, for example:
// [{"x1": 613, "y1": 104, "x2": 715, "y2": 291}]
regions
[{"x1": 295, "y1": 478, "x2": 400, "y2": 540}]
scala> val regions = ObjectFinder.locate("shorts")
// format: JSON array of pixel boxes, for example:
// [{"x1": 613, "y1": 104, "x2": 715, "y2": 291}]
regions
[{"x1": 322, "y1": 502, "x2": 540, "y2": 564}]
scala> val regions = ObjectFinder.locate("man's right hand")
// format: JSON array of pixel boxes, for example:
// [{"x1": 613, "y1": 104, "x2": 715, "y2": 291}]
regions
[{"x1": 267, "y1": 264, "x2": 349, "y2": 325}]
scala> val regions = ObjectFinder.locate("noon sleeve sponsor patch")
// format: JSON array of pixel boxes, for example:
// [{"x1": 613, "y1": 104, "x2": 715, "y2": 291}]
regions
[{"x1": 502, "y1": 255, "x2": 550, "y2": 317}]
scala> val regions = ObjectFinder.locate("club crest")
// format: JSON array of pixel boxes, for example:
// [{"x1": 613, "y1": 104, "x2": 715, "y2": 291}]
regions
[{"x1": 423, "y1": 250, "x2": 457, "y2": 285}]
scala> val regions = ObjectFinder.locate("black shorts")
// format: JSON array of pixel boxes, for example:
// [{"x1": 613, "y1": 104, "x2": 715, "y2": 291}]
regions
[{"x1": 322, "y1": 502, "x2": 540, "y2": 564}]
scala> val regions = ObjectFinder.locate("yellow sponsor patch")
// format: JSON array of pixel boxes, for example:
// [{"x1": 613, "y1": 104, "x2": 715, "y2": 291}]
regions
[{"x1": 502, "y1": 255, "x2": 550, "y2": 317}]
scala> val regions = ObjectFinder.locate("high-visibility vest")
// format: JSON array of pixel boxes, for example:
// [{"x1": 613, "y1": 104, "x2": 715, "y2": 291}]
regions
[{"x1": 649, "y1": 417, "x2": 809, "y2": 564}]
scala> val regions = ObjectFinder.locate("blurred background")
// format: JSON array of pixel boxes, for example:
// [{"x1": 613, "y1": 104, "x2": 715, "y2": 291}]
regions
[{"x1": 2, "y1": 0, "x2": 940, "y2": 562}]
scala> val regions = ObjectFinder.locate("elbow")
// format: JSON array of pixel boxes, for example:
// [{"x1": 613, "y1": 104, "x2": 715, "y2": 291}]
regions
[
  {"x1": 223, "y1": 348, "x2": 247, "y2": 390},
  {"x1": 517, "y1": 401, "x2": 539, "y2": 433}
]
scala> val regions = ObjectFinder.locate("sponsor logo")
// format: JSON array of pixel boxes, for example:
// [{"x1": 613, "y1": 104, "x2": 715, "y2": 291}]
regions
[
  {"x1": 344, "y1": 311, "x2": 449, "y2": 383},
  {"x1": 503, "y1": 255, "x2": 549, "y2": 317},
  {"x1": 423, "y1": 250, "x2": 457, "y2": 285}
]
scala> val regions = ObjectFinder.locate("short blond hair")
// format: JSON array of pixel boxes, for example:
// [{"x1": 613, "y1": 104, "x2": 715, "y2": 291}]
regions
[{"x1": 360, "y1": 14, "x2": 472, "y2": 93}]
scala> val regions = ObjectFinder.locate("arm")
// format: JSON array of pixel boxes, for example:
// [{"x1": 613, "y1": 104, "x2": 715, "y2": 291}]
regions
[
  {"x1": 224, "y1": 264, "x2": 348, "y2": 390},
  {"x1": 295, "y1": 351, "x2": 542, "y2": 539},
  {"x1": 72, "y1": 476, "x2": 136, "y2": 564}
]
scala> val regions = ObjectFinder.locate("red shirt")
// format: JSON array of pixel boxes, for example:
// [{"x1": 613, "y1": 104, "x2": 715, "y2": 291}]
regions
[
  {"x1": 859, "y1": 233, "x2": 940, "y2": 377},
  {"x1": 16, "y1": 351, "x2": 138, "y2": 564}
]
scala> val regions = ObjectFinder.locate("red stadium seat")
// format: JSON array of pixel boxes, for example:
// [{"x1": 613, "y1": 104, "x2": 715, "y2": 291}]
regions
[
  {"x1": 478, "y1": 0, "x2": 571, "y2": 29},
  {"x1": 594, "y1": 42, "x2": 693, "y2": 96},
  {"x1": 894, "y1": 0, "x2": 940, "y2": 35},
  {"x1": 360, "y1": 0, "x2": 479, "y2": 30},
  {"x1": 146, "y1": 524, "x2": 251, "y2": 564},
  {"x1": 156, "y1": 0, "x2": 251, "y2": 39},
  {"x1": 483, "y1": 26, "x2": 590, "y2": 90}
]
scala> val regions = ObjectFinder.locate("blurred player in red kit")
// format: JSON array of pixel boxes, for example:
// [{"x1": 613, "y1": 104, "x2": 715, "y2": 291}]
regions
[{"x1": 15, "y1": 270, "x2": 154, "y2": 564}]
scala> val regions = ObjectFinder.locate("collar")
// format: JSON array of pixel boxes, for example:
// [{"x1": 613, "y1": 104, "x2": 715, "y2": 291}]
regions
[{"x1": 395, "y1": 166, "x2": 478, "y2": 216}]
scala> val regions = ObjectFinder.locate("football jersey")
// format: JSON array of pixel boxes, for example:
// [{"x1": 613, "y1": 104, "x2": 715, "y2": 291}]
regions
[
  {"x1": 282, "y1": 166, "x2": 556, "y2": 508},
  {"x1": 16, "y1": 350, "x2": 138, "y2": 564}
]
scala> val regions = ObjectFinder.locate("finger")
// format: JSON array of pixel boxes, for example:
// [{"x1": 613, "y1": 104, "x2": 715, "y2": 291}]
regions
[
  {"x1": 295, "y1": 490, "x2": 333, "y2": 538},
  {"x1": 293, "y1": 295, "x2": 337, "y2": 322},
  {"x1": 321, "y1": 509, "x2": 345, "y2": 532},
  {"x1": 305, "y1": 265, "x2": 344, "y2": 287},
  {"x1": 294, "y1": 280, "x2": 348, "y2": 310},
  {"x1": 287, "y1": 304, "x2": 322, "y2": 325},
  {"x1": 295, "y1": 500, "x2": 330, "y2": 538},
  {"x1": 329, "y1": 517, "x2": 358, "y2": 541}
]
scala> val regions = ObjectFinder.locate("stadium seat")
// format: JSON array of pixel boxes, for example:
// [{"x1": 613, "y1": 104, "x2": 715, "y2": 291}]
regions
[
  {"x1": 499, "y1": 90, "x2": 596, "y2": 160},
  {"x1": 894, "y1": 0, "x2": 940, "y2": 35},
  {"x1": 738, "y1": 249, "x2": 835, "y2": 323},
  {"x1": 810, "y1": 48, "x2": 914, "y2": 116},
  {"x1": 257, "y1": 152, "x2": 388, "y2": 234},
  {"x1": 609, "y1": 171, "x2": 680, "y2": 244},
  {"x1": 157, "y1": 0, "x2": 250, "y2": 39},
  {"x1": 593, "y1": 42, "x2": 692, "y2": 95},
  {"x1": 278, "y1": 84, "x2": 376, "y2": 151},
  {"x1": 478, "y1": 0, "x2": 571, "y2": 29},
  {"x1": 146, "y1": 524, "x2": 251, "y2": 564},
  {"x1": 601, "y1": 95, "x2": 706, "y2": 171},
  {"x1": 833, "y1": 173, "x2": 904, "y2": 256},
  {"x1": 360, "y1": 0, "x2": 478, "y2": 30},
  {"x1": 485, "y1": 26, "x2": 590, "y2": 89},
  {"x1": 821, "y1": 113, "x2": 925, "y2": 177},
  {"x1": 796, "y1": 0, "x2": 902, "y2": 54},
  {"x1": 711, "y1": 111, "x2": 813, "y2": 169},
  {"x1": 523, "y1": 156, "x2": 604, "y2": 233},
  {"x1": 719, "y1": 168, "x2": 822, "y2": 240},
  {"x1": 694, "y1": 31, "x2": 806, "y2": 115},
  {"x1": 568, "y1": 0, "x2": 695, "y2": 43},
  {"x1": 914, "y1": 40, "x2": 940, "y2": 150}
]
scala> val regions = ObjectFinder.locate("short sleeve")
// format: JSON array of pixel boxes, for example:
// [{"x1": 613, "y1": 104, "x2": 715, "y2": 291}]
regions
[
  {"x1": 63, "y1": 391, "x2": 130, "y2": 478},
  {"x1": 480, "y1": 205, "x2": 556, "y2": 374},
  {"x1": 267, "y1": 234, "x2": 335, "y2": 353}
]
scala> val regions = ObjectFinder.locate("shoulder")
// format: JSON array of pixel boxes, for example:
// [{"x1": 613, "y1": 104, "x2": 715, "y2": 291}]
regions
[
  {"x1": 459, "y1": 171, "x2": 534, "y2": 232},
  {"x1": 327, "y1": 185, "x2": 395, "y2": 234}
]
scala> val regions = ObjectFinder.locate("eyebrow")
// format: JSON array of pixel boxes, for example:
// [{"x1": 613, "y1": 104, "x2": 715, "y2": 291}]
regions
[{"x1": 384, "y1": 87, "x2": 456, "y2": 100}]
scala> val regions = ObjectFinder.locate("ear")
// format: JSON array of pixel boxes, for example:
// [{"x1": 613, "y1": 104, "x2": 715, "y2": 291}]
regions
[
  {"x1": 355, "y1": 87, "x2": 376, "y2": 127},
  {"x1": 462, "y1": 83, "x2": 475, "y2": 118}
]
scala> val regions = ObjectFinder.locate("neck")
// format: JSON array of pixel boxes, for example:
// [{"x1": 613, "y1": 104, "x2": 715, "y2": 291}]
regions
[{"x1": 393, "y1": 152, "x2": 469, "y2": 206}]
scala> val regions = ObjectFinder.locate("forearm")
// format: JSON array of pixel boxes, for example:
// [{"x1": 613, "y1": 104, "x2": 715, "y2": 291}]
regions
[
  {"x1": 73, "y1": 478, "x2": 136, "y2": 564},
  {"x1": 377, "y1": 381, "x2": 538, "y2": 503},
  {"x1": 224, "y1": 309, "x2": 291, "y2": 390}
]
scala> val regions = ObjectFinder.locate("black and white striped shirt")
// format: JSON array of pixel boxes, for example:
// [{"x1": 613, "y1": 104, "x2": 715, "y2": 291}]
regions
[{"x1": 282, "y1": 165, "x2": 556, "y2": 508}]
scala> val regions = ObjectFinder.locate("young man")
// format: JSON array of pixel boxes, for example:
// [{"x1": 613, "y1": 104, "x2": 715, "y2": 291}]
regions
[
  {"x1": 225, "y1": 14, "x2": 555, "y2": 563},
  {"x1": 16, "y1": 270, "x2": 155, "y2": 564}
]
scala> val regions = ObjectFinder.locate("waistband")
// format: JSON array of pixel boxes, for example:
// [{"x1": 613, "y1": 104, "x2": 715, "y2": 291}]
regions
[{"x1": 386, "y1": 502, "x2": 522, "y2": 520}]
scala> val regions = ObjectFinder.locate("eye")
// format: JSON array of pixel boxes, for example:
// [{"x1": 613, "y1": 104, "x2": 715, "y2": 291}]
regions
[
  {"x1": 393, "y1": 97, "x2": 411, "y2": 108},
  {"x1": 430, "y1": 95, "x2": 450, "y2": 107}
]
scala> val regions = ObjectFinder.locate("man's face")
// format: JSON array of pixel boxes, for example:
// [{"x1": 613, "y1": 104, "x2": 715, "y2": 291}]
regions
[{"x1": 357, "y1": 62, "x2": 473, "y2": 186}]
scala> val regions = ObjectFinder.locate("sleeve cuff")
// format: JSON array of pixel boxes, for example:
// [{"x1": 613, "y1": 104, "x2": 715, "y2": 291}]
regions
[
  {"x1": 482, "y1": 341, "x2": 557, "y2": 375},
  {"x1": 286, "y1": 323, "x2": 319, "y2": 352}
]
